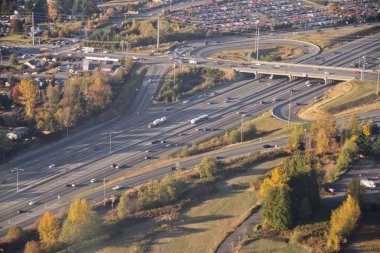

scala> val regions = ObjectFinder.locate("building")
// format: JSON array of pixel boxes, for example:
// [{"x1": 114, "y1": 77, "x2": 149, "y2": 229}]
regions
[{"x1": 83, "y1": 56, "x2": 120, "y2": 72}]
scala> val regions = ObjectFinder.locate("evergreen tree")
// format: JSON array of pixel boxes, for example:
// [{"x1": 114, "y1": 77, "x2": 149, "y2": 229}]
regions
[{"x1": 263, "y1": 186, "x2": 293, "y2": 230}]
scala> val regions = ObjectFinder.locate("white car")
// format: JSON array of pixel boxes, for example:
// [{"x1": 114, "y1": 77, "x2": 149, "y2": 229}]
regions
[
  {"x1": 29, "y1": 200, "x2": 36, "y2": 206},
  {"x1": 90, "y1": 178, "x2": 97, "y2": 183},
  {"x1": 112, "y1": 185, "x2": 122, "y2": 190},
  {"x1": 324, "y1": 71, "x2": 330, "y2": 75},
  {"x1": 182, "y1": 100, "x2": 189, "y2": 104},
  {"x1": 49, "y1": 163, "x2": 56, "y2": 168},
  {"x1": 272, "y1": 97, "x2": 277, "y2": 102}
]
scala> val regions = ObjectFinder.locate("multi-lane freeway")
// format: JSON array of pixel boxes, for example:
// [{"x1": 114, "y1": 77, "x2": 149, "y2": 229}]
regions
[{"x1": 0, "y1": 29, "x2": 379, "y2": 238}]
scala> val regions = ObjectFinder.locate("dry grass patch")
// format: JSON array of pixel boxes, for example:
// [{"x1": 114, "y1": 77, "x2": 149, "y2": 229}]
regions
[
  {"x1": 239, "y1": 238, "x2": 308, "y2": 253},
  {"x1": 298, "y1": 80, "x2": 380, "y2": 121},
  {"x1": 291, "y1": 25, "x2": 380, "y2": 50},
  {"x1": 148, "y1": 157, "x2": 286, "y2": 253},
  {"x1": 211, "y1": 45, "x2": 303, "y2": 62}
]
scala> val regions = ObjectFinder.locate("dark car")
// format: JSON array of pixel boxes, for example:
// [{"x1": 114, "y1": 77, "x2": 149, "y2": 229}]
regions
[
  {"x1": 111, "y1": 163, "x2": 119, "y2": 169},
  {"x1": 17, "y1": 210, "x2": 25, "y2": 214},
  {"x1": 151, "y1": 140, "x2": 160, "y2": 145},
  {"x1": 65, "y1": 184, "x2": 72, "y2": 187},
  {"x1": 144, "y1": 156, "x2": 151, "y2": 160},
  {"x1": 263, "y1": 144, "x2": 271, "y2": 148}
]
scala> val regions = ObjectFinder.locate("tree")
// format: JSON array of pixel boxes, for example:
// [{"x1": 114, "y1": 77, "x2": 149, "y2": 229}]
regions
[
  {"x1": 260, "y1": 167, "x2": 288, "y2": 197},
  {"x1": 117, "y1": 194, "x2": 130, "y2": 218},
  {"x1": 288, "y1": 126, "x2": 305, "y2": 151},
  {"x1": 9, "y1": 53, "x2": 18, "y2": 65},
  {"x1": 347, "y1": 177, "x2": 362, "y2": 204},
  {"x1": 37, "y1": 211, "x2": 60, "y2": 246},
  {"x1": 197, "y1": 156, "x2": 220, "y2": 178},
  {"x1": 33, "y1": 0, "x2": 48, "y2": 23},
  {"x1": 263, "y1": 186, "x2": 293, "y2": 230},
  {"x1": 18, "y1": 79, "x2": 39, "y2": 119},
  {"x1": 60, "y1": 199, "x2": 100, "y2": 244},
  {"x1": 12, "y1": 84, "x2": 21, "y2": 102},
  {"x1": 315, "y1": 112, "x2": 338, "y2": 154},
  {"x1": 24, "y1": 240, "x2": 41, "y2": 253},
  {"x1": 348, "y1": 115, "x2": 358, "y2": 135},
  {"x1": 10, "y1": 18, "x2": 23, "y2": 33},
  {"x1": 327, "y1": 195, "x2": 361, "y2": 251},
  {"x1": 362, "y1": 123, "x2": 371, "y2": 137},
  {"x1": 48, "y1": 1, "x2": 58, "y2": 21},
  {"x1": 5, "y1": 225, "x2": 26, "y2": 243},
  {"x1": 336, "y1": 139, "x2": 359, "y2": 172}
]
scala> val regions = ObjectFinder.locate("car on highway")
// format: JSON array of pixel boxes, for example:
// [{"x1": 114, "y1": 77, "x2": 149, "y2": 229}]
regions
[
  {"x1": 354, "y1": 70, "x2": 361, "y2": 74},
  {"x1": 182, "y1": 99, "x2": 189, "y2": 104},
  {"x1": 111, "y1": 164, "x2": 119, "y2": 169},
  {"x1": 272, "y1": 97, "x2": 277, "y2": 102},
  {"x1": 49, "y1": 163, "x2": 56, "y2": 168},
  {"x1": 151, "y1": 140, "x2": 160, "y2": 145},
  {"x1": 90, "y1": 178, "x2": 97, "y2": 183},
  {"x1": 17, "y1": 210, "x2": 25, "y2": 214},
  {"x1": 144, "y1": 156, "x2": 151, "y2": 160},
  {"x1": 165, "y1": 143, "x2": 172, "y2": 148},
  {"x1": 29, "y1": 200, "x2": 37, "y2": 206},
  {"x1": 178, "y1": 133, "x2": 184, "y2": 136},
  {"x1": 71, "y1": 183, "x2": 76, "y2": 187},
  {"x1": 236, "y1": 111, "x2": 246, "y2": 115},
  {"x1": 112, "y1": 185, "x2": 122, "y2": 190},
  {"x1": 263, "y1": 144, "x2": 271, "y2": 148},
  {"x1": 324, "y1": 71, "x2": 330, "y2": 75}
]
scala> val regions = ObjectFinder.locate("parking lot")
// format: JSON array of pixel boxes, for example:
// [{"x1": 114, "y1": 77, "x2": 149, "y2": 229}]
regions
[{"x1": 169, "y1": 0, "x2": 380, "y2": 32}]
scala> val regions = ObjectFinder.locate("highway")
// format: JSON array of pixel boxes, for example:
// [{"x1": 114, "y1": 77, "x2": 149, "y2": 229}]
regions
[{"x1": 1, "y1": 30, "x2": 379, "y2": 237}]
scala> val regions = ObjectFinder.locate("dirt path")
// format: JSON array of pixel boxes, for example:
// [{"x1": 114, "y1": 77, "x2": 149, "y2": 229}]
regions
[{"x1": 215, "y1": 209, "x2": 262, "y2": 253}]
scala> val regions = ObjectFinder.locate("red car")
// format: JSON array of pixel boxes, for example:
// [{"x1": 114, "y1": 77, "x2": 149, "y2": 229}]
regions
[{"x1": 354, "y1": 70, "x2": 361, "y2": 74}]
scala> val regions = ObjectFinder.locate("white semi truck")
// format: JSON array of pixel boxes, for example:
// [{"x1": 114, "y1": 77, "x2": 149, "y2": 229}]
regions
[{"x1": 149, "y1": 117, "x2": 167, "y2": 128}]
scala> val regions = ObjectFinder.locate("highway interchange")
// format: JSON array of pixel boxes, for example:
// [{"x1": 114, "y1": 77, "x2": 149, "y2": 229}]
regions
[{"x1": 0, "y1": 27, "x2": 380, "y2": 238}]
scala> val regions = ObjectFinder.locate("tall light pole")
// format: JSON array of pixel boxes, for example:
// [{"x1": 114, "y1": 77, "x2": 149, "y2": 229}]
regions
[
  {"x1": 256, "y1": 22, "x2": 260, "y2": 62},
  {"x1": 288, "y1": 89, "x2": 293, "y2": 128},
  {"x1": 109, "y1": 131, "x2": 117, "y2": 153},
  {"x1": 157, "y1": 14, "x2": 160, "y2": 53},
  {"x1": 361, "y1": 53, "x2": 366, "y2": 81},
  {"x1": 377, "y1": 58, "x2": 379, "y2": 96},
  {"x1": 103, "y1": 178, "x2": 106, "y2": 206},
  {"x1": 240, "y1": 114, "x2": 245, "y2": 143},
  {"x1": 173, "y1": 63, "x2": 176, "y2": 86},
  {"x1": 11, "y1": 168, "x2": 24, "y2": 192}
]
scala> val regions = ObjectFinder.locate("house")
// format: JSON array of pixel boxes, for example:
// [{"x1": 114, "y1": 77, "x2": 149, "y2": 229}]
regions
[{"x1": 7, "y1": 127, "x2": 28, "y2": 140}]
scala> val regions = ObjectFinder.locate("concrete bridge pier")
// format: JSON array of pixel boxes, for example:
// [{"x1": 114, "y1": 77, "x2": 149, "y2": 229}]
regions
[
  {"x1": 288, "y1": 74, "x2": 297, "y2": 81},
  {"x1": 254, "y1": 72, "x2": 262, "y2": 79},
  {"x1": 324, "y1": 78, "x2": 332, "y2": 85}
]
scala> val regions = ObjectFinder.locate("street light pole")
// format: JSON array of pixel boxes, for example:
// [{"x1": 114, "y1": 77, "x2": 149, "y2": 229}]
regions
[
  {"x1": 240, "y1": 115, "x2": 244, "y2": 143},
  {"x1": 173, "y1": 63, "x2": 176, "y2": 86},
  {"x1": 11, "y1": 168, "x2": 24, "y2": 192},
  {"x1": 103, "y1": 178, "x2": 106, "y2": 206},
  {"x1": 377, "y1": 58, "x2": 379, "y2": 96},
  {"x1": 109, "y1": 131, "x2": 117, "y2": 153},
  {"x1": 288, "y1": 90, "x2": 293, "y2": 128}
]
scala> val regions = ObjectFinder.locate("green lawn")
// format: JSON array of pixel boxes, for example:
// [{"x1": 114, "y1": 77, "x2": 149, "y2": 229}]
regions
[{"x1": 0, "y1": 34, "x2": 32, "y2": 44}]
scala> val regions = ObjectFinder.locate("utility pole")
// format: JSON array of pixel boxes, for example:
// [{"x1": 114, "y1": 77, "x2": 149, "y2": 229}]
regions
[
  {"x1": 11, "y1": 168, "x2": 24, "y2": 192},
  {"x1": 170, "y1": 0, "x2": 172, "y2": 12},
  {"x1": 32, "y1": 12, "x2": 35, "y2": 46},
  {"x1": 157, "y1": 14, "x2": 160, "y2": 53},
  {"x1": 126, "y1": 41, "x2": 129, "y2": 58}
]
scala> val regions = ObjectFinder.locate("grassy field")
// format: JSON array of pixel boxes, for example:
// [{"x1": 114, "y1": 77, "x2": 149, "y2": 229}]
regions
[
  {"x1": 0, "y1": 34, "x2": 32, "y2": 44},
  {"x1": 210, "y1": 46, "x2": 303, "y2": 62},
  {"x1": 291, "y1": 25, "x2": 380, "y2": 50},
  {"x1": 239, "y1": 238, "x2": 308, "y2": 253},
  {"x1": 148, "y1": 157, "x2": 286, "y2": 253},
  {"x1": 298, "y1": 80, "x2": 380, "y2": 120},
  {"x1": 343, "y1": 211, "x2": 380, "y2": 253}
]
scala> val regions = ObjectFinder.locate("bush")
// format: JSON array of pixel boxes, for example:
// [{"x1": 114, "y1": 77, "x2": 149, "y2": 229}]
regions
[
  {"x1": 290, "y1": 230, "x2": 305, "y2": 244},
  {"x1": 336, "y1": 139, "x2": 359, "y2": 172},
  {"x1": 5, "y1": 226, "x2": 26, "y2": 243},
  {"x1": 197, "y1": 157, "x2": 220, "y2": 178}
]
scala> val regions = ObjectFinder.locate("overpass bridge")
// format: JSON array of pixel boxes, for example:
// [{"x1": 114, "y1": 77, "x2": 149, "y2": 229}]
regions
[{"x1": 193, "y1": 59, "x2": 378, "y2": 84}]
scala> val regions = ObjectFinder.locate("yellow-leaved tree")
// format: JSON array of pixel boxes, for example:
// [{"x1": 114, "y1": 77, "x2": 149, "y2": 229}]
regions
[
  {"x1": 327, "y1": 195, "x2": 361, "y2": 252},
  {"x1": 260, "y1": 167, "x2": 288, "y2": 197},
  {"x1": 315, "y1": 112, "x2": 338, "y2": 154},
  {"x1": 48, "y1": 2, "x2": 58, "y2": 22},
  {"x1": 37, "y1": 211, "x2": 60, "y2": 246},
  {"x1": 60, "y1": 199, "x2": 100, "y2": 244},
  {"x1": 19, "y1": 79, "x2": 38, "y2": 119},
  {"x1": 23, "y1": 240, "x2": 41, "y2": 253}
]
